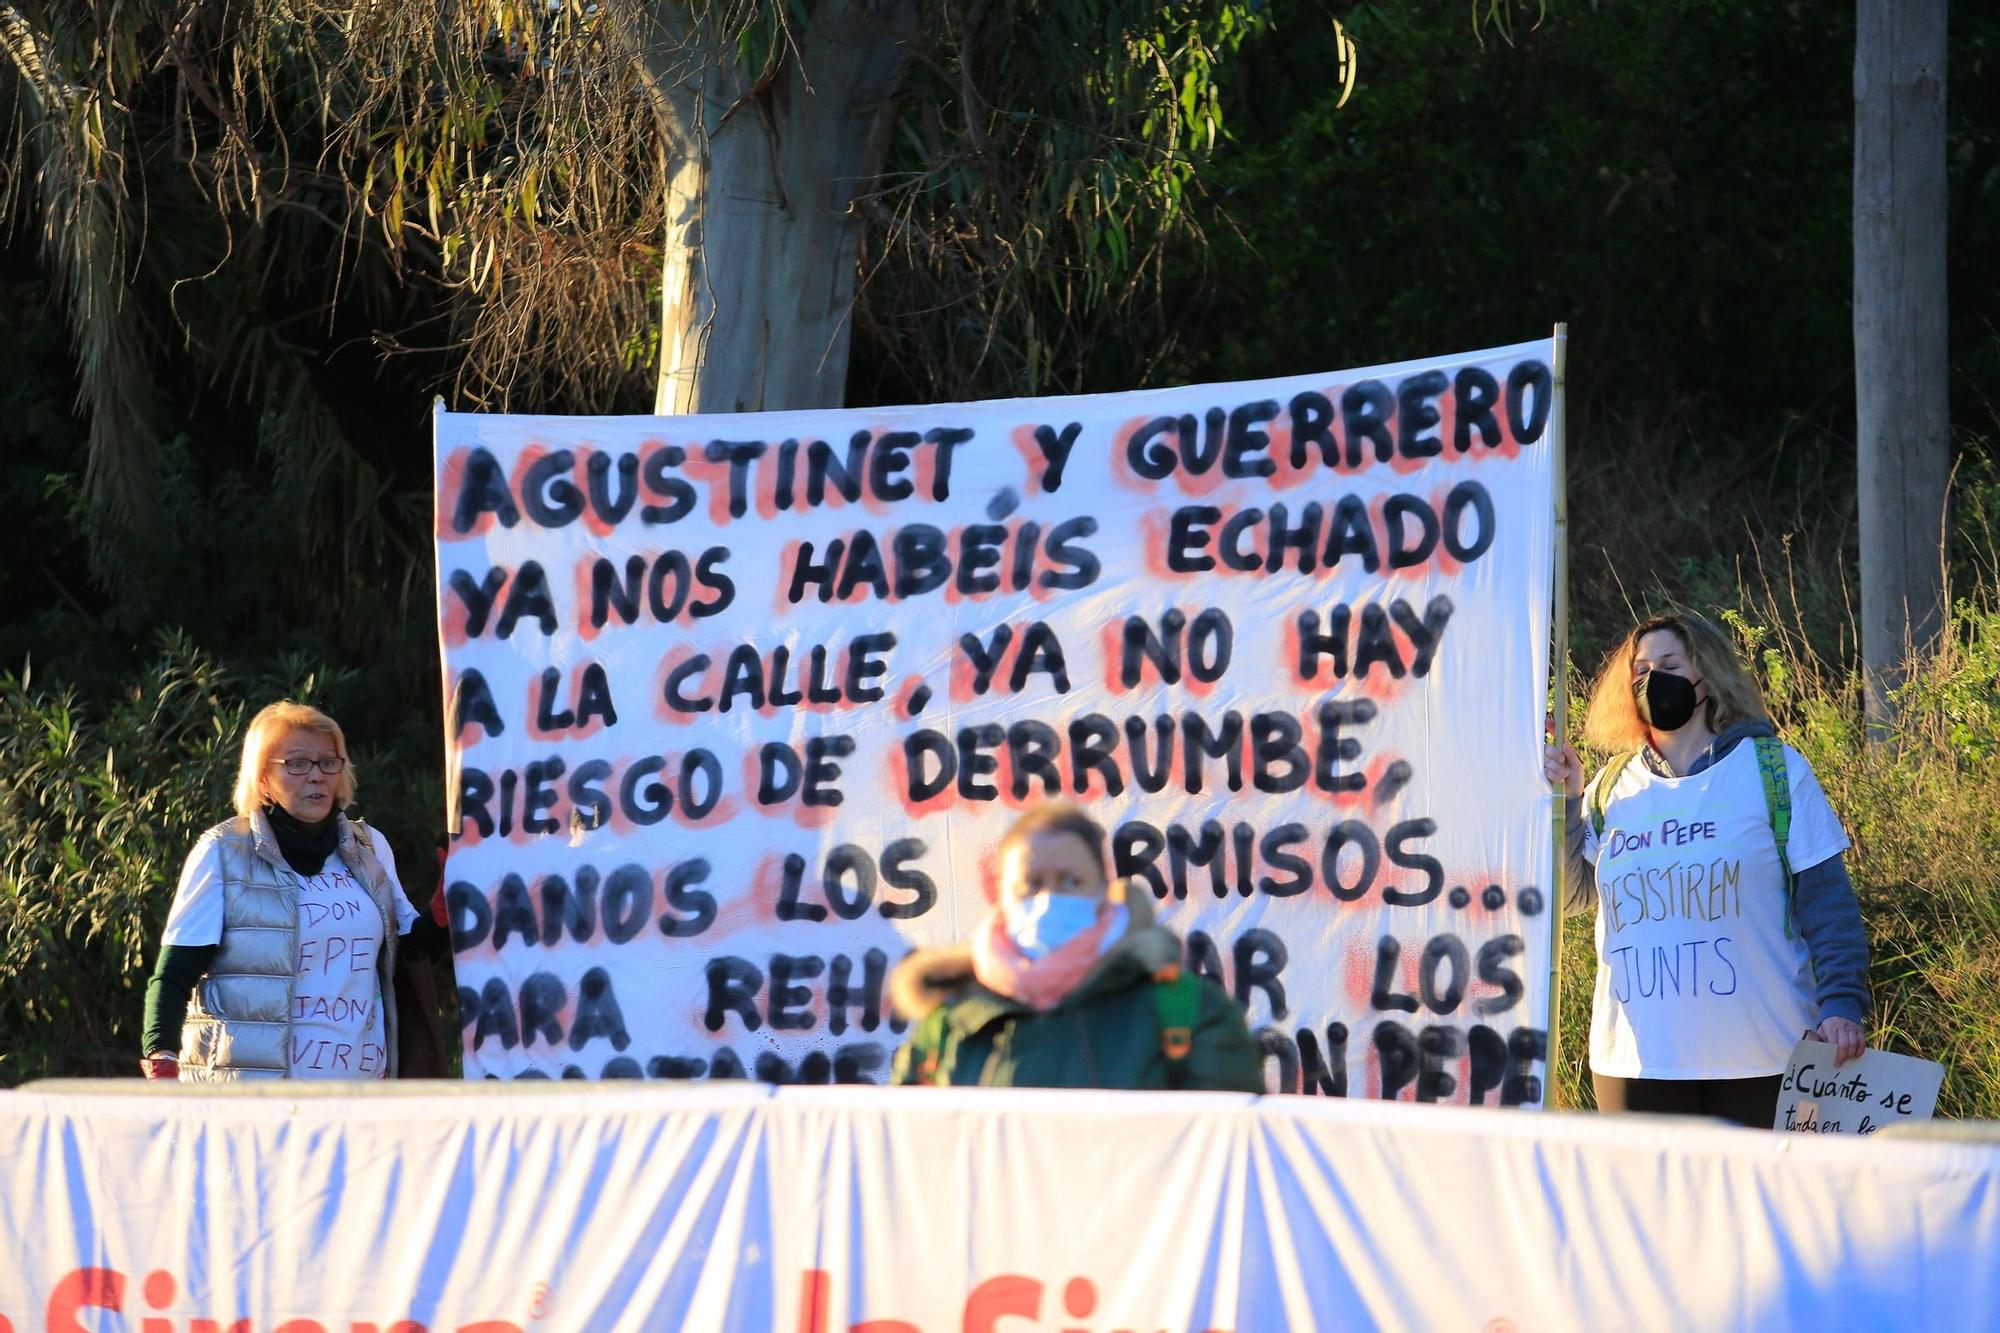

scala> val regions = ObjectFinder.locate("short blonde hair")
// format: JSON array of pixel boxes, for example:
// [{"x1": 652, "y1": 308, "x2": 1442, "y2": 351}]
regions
[
  {"x1": 233, "y1": 701, "x2": 358, "y2": 817},
  {"x1": 1582, "y1": 612, "x2": 1770, "y2": 754}
]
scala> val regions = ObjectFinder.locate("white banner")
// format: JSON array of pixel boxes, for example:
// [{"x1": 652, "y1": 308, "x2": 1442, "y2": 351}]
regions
[
  {"x1": 4, "y1": 1085, "x2": 1998, "y2": 1330},
  {"x1": 434, "y1": 341, "x2": 1558, "y2": 1095}
]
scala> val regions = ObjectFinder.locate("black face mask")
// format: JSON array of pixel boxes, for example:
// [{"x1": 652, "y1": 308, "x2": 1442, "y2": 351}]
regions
[{"x1": 1636, "y1": 669, "x2": 1702, "y2": 732}]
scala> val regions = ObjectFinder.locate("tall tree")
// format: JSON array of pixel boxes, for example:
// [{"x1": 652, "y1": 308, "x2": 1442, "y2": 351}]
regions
[
  {"x1": 1, "y1": 0, "x2": 1280, "y2": 591},
  {"x1": 1, "y1": 6, "x2": 169, "y2": 562},
  {"x1": 637, "y1": 4, "x2": 919, "y2": 414},
  {"x1": 359, "y1": 0, "x2": 1277, "y2": 413},
  {"x1": 0, "y1": 2, "x2": 413, "y2": 624},
  {"x1": 1854, "y1": 0, "x2": 1950, "y2": 727}
]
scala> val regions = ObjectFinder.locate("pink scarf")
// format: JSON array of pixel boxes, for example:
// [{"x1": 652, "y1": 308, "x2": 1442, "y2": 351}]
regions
[{"x1": 970, "y1": 900, "x2": 1123, "y2": 1011}]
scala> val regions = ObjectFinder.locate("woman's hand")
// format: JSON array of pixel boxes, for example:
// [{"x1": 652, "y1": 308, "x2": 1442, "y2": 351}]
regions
[
  {"x1": 1814, "y1": 1016, "x2": 1866, "y2": 1067},
  {"x1": 1543, "y1": 715, "x2": 1583, "y2": 797},
  {"x1": 139, "y1": 1053, "x2": 179, "y2": 1081}
]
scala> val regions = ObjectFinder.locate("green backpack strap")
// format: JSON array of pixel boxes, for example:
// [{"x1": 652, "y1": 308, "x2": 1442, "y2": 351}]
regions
[
  {"x1": 1152, "y1": 966, "x2": 1203, "y2": 1089},
  {"x1": 1753, "y1": 735, "x2": 1797, "y2": 938},
  {"x1": 910, "y1": 1004, "x2": 954, "y2": 1087},
  {"x1": 1587, "y1": 751, "x2": 1639, "y2": 839}
]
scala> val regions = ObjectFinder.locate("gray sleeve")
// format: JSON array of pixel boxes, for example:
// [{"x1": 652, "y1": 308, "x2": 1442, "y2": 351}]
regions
[
  {"x1": 1561, "y1": 795, "x2": 1597, "y2": 916},
  {"x1": 1793, "y1": 852, "x2": 1869, "y2": 1024}
]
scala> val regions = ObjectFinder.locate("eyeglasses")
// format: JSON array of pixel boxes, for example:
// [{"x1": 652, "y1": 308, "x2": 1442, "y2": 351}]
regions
[{"x1": 271, "y1": 756, "x2": 347, "y2": 776}]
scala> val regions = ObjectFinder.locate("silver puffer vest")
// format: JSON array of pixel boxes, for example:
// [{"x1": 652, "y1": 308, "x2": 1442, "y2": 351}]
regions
[{"x1": 177, "y1": 811, "x2": 402, "y2": 1081}]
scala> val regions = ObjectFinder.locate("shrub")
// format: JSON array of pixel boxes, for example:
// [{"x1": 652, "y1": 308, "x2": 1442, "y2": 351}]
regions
[{"x1": 0, "y1": 634, "x2": 243, "y2": 1080}]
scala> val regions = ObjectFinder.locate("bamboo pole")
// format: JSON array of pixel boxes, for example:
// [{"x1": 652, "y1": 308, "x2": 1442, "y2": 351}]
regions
[
  {"x1": 433, "y1": 396, "x2": 462, "y2": 843},
  {"x1": 1547, "y1": 323, "x2": 1570, "y2": 1108}
]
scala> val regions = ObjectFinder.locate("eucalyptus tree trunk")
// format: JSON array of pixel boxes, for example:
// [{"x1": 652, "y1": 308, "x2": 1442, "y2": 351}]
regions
[
  {"x1": 634, "y1": 2, "x2": 919, "y2": 416},
  {"x1": 1854, "y1": 0, "x2": 1949, "y2": 730}
]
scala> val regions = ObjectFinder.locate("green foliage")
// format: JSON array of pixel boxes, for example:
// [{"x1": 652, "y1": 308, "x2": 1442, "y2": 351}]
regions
[
  {"x1": 0, "y1": 634, "x2": 243, "y2": 1081},
  {"x1": 1190, "y1": 1, "x2": 1859, "y2": 414},
  {"x1": 1891, "y1": 604, "x2": 2000, "y2": 765},
  {"x1": 2, "y1": 0, "x2": 428, "y2": 610},
  {"x1": 842, "y1": 0, "x2": 1281, "y2": 401}
]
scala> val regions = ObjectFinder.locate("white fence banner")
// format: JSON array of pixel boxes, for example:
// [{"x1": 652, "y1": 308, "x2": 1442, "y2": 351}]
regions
[
  {"x1": 433, "y1": 341, "x2": 1558, "y2": 1093},
  {"x1": 3, "y1": 1085, "x2": 1998, "y2": 1330},
  {"x1": 1775, "y1": 1038, "x2": 1946, "y2": 1135}
]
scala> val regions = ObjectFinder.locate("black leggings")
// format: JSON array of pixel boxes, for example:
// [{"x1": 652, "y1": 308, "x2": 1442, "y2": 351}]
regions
[{"x1": 1592, "y1": 1073, "x2": 1784, "y2": 1129}]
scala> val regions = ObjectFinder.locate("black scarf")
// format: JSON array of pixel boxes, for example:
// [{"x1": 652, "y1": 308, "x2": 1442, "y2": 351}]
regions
[{"x1": 264, "y1": 802, "x2": 341, "y2": 876}]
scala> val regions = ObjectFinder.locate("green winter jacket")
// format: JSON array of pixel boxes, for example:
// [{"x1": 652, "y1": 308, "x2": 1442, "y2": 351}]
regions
[{"x1": 887, "y1": 882, "x2": 1265, "y2": 1092}]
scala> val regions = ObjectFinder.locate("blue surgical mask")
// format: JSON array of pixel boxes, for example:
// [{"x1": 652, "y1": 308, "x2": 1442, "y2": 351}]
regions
[{"x1": 1002, "y1": 892, "x2": 1101, "y2": 959}]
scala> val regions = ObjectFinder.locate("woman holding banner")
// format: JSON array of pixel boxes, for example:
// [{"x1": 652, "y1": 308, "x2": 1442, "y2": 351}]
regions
[
  {"x1": 1544, "y1": 613, "x2": 1869, "y2": 1128},
  {"x1": 139, "y1": 701, "x2": 447, "y2": 1081},
  {"x1": 889, "y1": 802, "x2": 1265, "y2": 1091}
]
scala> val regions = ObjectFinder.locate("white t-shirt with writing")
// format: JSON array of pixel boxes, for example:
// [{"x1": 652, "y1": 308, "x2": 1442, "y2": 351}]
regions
[
  {"x1": 1580, "y1": 741, "x2": 1849, "y2": 1079},
  {"x1": 163, "y1": 831, "x2": 418, "y2": 1080}
]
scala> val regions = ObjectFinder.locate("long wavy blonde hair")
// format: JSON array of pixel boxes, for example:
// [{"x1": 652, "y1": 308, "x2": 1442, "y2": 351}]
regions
[
  {"x1": 1582, "y1": 612, "x2": 1770, "y2": 753},
  {"x1": 232, "y1": 701, "x2": 358, "y2": 817}
]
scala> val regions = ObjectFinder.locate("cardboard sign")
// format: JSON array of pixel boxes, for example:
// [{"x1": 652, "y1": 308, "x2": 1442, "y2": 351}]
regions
[
  {"x1": 432, "y1": 339, "x2": 1560, "y2": 1095},
  {"x1": 1774, "y1": 1039, "x2": 1944, "y2": 1135}
]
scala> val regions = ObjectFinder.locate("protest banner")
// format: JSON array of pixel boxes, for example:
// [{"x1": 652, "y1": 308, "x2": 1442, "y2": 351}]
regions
[
  {"x1": 433, "y1": 339, "x2": 1560, "y2": 1094},
  {"x1": 6, "y1": 1084, "x2": 2000, "y2": 1329},
  {"x1": 1775, "y1": 1038, "x2": 1946, "y2": 1136}
]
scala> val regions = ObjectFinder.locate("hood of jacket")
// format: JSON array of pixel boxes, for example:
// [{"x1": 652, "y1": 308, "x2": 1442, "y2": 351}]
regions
[
  {"x1": 1642, "y1": 716, "x2": 1778, "y2": 777},
  {"x1": 888, "y1": 877, "x2": 1182, "y2": 1022}
]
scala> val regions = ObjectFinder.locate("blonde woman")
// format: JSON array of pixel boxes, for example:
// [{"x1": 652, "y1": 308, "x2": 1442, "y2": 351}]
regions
[
  {"x1": 140, "y1": 702, "x2": 443, "y2": 1081},
  {"x1": 1542, "y1": 613, "x2": 1868, "y2": 1127}
]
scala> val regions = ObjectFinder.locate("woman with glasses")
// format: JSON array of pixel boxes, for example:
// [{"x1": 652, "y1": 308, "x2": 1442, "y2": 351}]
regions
[{"x1": 140, "y1": 701, "x2": 442, "y2": 1081}]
